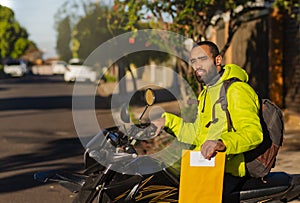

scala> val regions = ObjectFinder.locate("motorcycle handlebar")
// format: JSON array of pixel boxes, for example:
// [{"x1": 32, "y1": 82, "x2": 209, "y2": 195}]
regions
[
  {"x1": 89, "y1": 149, "x2": 137, "y2": 164},
  {"x1": 110, "y1": 152, "x2": 138, "y2": 163},
  {"x1": 85, "y1": 124, "x2": 159, "y2": 165},
  {"x1": 127, "y1": 123, "x2": 157, "y2": 140}
]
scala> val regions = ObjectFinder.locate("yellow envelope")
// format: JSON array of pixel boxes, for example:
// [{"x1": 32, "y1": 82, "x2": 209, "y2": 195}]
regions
[{"x1": 179, "y1": 150, "x2": 226, "y2": 203}]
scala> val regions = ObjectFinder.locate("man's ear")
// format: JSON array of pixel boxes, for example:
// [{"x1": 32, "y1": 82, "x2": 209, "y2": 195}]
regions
[{"x1": 215, "y1": 55, "x2": 222, "y2": 66}]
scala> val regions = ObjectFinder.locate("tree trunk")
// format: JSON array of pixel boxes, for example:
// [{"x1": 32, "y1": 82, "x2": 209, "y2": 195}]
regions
[{"x1": 268, "y1": 8, "x2": 284, "y2": 108}]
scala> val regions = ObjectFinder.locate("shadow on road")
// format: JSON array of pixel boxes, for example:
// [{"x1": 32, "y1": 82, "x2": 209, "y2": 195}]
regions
[
  {"x1": 0, "y1": 86, "x2": 178, "y2": 111},
  {"x1": 0, "y1": 136, "x2": 85, "y2": 193},
  {"x1": 0, "y1": 96, "x2": 113, "y2": 111}
]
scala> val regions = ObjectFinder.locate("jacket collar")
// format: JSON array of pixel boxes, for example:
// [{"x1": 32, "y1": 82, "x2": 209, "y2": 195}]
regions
[{"x1": 205, "y1": 68, "x2": 225, "y2": 87}]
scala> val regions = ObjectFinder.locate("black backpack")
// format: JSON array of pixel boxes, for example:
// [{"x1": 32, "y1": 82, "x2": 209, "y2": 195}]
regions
[{"x1": 213, "y1": 78, "x2": 284, "y2": 178}]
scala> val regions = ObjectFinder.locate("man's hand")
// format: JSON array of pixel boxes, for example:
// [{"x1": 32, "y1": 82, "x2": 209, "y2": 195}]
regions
[
  {"x1": 151, "y1": 117, "x2": 165, "y2": 136},
  {"x1": 201, "y1": 140, "x2": 226, "y2": 160}
]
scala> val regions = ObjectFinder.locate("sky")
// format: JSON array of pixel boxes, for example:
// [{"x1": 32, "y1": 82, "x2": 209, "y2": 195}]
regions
[
  {"x1": 0, "y1": 0, "x2": 113, "y2": 59},
  {"x1": 0, "y1": 0, "x2": 68, "y2": 59},
  {"x1": 0, "y1": 0, "x2": 154, "y2": 60}
]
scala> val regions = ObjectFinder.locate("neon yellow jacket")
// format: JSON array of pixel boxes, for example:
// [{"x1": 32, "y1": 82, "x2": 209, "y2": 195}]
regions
[{"x1": 163, "y1": 64, "x2": 263, "y2": 177}]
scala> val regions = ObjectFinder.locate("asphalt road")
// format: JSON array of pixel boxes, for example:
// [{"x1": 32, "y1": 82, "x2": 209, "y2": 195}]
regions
[{"x1": 0, "y1": 74, "x2": 114, "y2": 203}]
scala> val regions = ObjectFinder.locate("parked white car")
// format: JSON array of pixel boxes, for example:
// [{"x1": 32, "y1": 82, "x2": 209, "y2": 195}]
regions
[
  {"x1": 52, "y1": 60, "x2": 67, "y2": 74},
  {"x1": 64, "y1": 58, "x2": 98, "y2": 83},
  {"x1": 4, "y1": 60, "x2": 27, "y2": 77}
]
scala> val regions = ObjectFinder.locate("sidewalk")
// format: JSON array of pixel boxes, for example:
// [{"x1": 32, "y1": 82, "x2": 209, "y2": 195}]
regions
[{"x1": 282, "y1": 110, "x2": 300, "y2": 152}]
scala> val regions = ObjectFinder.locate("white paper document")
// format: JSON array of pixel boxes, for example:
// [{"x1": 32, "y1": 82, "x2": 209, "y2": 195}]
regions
[{"x1": 190, "y1": 151, "x2": 215, "y2": 167}]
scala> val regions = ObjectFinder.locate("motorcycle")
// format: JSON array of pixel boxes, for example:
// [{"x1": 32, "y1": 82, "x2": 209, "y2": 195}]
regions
[{"x1": 34, "y1": 88, "x2": 300, "y2": 203}]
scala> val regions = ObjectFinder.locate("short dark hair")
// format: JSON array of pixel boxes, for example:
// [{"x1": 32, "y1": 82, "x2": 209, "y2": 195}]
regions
[{"x1": 192, "y1": 41, "x2": 220, "y2": 58}]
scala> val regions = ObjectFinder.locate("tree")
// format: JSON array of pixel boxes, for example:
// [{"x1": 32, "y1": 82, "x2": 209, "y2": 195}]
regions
[
  {"x1": 74, "y1": 4, "x2": 118, "y2": 59},
  {"x1": 113, "y1": 0, "x2": 298, "y2": 56},
  {"x1": 54, "y1": 1, "x2": 169, "y2": 67},
  {"x1": 111, "y1": 0, "x2": 298, "y2": 94},
  {"x1": 113, "y1": 0, "x2": 256, "y2": 58},
  {"x1": 55, "y1": 16, "x2": 72, "y2": 61},
  {"x1": 0, "y1": 5, "x2": 37, "y2": 63},
  {"x1": 54, "y1": 1, "x2": 119, "y2": 61}
]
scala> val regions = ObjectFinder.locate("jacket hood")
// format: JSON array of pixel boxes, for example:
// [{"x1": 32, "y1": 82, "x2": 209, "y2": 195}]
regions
[{"x1": 220, "y1": 64, "x2": 249, "y2": 83}]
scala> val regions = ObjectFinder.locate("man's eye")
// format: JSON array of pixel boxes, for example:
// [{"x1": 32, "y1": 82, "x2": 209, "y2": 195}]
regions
[
  {"x1": 190, "y1": 59, "x2": 195, "y2": 64},
  {"x1": 200, "y1": 56, "x2": 208, "y2": 61}
]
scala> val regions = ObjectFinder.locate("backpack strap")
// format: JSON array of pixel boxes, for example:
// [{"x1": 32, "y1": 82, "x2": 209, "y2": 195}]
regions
[{"x1": 205, "y1": 77, "x2": 241, "y2": 132}]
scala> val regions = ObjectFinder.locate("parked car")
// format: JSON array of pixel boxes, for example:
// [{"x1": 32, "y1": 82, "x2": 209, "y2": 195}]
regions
[
  {"x1": 3, "y1": 59, "x2": 27, "y2": 77},
  {"x1": 64, "y1": 58, "x2": 98, "y2": 83},
  {"x1": 52, "y1": 60, "x2": 67, "y2": 74}
]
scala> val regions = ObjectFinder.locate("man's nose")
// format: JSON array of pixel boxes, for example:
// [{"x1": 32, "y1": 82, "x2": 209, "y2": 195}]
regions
[{"x1": 192, "y1": 60, "x2": 202, "y2": 70}]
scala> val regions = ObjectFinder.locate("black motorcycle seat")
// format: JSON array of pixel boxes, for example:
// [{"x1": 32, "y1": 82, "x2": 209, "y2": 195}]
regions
[
  {"x1": 238, "y1": 172, "x2": 291, "y2": 200},
  {"x1": 241, "y1": 172, "x2": 291, "y2": 190}
]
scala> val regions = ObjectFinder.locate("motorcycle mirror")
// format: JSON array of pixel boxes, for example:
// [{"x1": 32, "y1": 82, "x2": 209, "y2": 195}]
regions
[
  {"x1": 120, "y1": 88, "x2": 156, "y2": 123},
  {"x1": 120, "y1": 103, "x2": 130, "y2": 123},
  {"x1": 138, "y1": 88, "x2": 156, "y2": 122},
  {"x1": 144, "y1": 88, "x2": 155, "y2": 106}
]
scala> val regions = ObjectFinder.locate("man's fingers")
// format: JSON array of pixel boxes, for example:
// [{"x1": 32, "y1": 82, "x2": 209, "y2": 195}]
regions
[
  {"x1": 155, "y1": 126, "x2": 163, "y2": 136},
  {"x1": 205, "y1": 147, "x2": 215, "y2": 160},
  {"x1": 152, "y1": 117, "x2": 165, "y2": 136},
  {"x1": 201, "y1": 142, "x2": 212, "y2": 159},
  {"x1": 201, "y1": 140, "x2": 218, "y2": 160},
  {"x1": 207, "y1": 151, "x2": 217, "y2": 160}
]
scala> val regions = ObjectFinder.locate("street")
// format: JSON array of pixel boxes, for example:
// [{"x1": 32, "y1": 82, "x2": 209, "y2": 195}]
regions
[
  {"x1": 0, "y1": 73, "x2": 299, "y2": 202},
  {"x1": 0, "y1": 74, "x2": 114, "y2": 203}
]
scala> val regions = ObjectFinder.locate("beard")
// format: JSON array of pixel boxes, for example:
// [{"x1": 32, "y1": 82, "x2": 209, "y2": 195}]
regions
[
  {"x1": 195, "y1": 71, "x2": 205, "y2": 83},
  {"x1": 194, "y1": 64, "x2": 219, "y2": 85}
]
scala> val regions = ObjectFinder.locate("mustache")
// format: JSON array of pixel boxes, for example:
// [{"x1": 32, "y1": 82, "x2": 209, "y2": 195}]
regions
[
  {"x1": 194, "y1": 68, "x2": 206, "y2": 75},
  {"x1": 194, "y1": 68, "x2": 204, "y2": 71}
]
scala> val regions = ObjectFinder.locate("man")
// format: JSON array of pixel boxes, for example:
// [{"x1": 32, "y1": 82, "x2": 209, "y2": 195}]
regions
[{"x1": 152, "y1": 41, "x2": 263, "y2": 201}]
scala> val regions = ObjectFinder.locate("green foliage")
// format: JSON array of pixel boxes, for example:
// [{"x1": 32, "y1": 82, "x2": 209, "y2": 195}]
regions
[
  {"x1": 113, "y1": 0, "x2": 256, "y2": 41},
  {"x1": 54, "y1": 1, "x2": 170, "y2": 68},
  {"x1": 112, "y1": 0, "x2": 298, "y2": 96},
  {"x1": 54, "y1": 2, "x2": 125, "y2": 62},
  {"x1": 0, "y1": 5, "x2": 35, "y2": 61},
  {"x1": 110, "y1": 0, "x2": 142, "y2": 31},
  {"x1": 11, "y1": 38, "x2": 30, "y2": 58},
  {"x1": 55, "y1": 17, "x2": 72, "y2": 61},
  {"x1": 74, "y1": 4, "x2": 120, "y2": 59},
  {"x1": 103, "y1": 73, "x2": 117, "y2": 82},
  {"x1": 273, "y1": 0, "x2": 299, "y2": 18}
]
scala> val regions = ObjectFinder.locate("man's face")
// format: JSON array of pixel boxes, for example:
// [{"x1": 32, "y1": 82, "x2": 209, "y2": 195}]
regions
[{"x1": 190, "y1": 45, "x2": 220, "y2": 84}]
